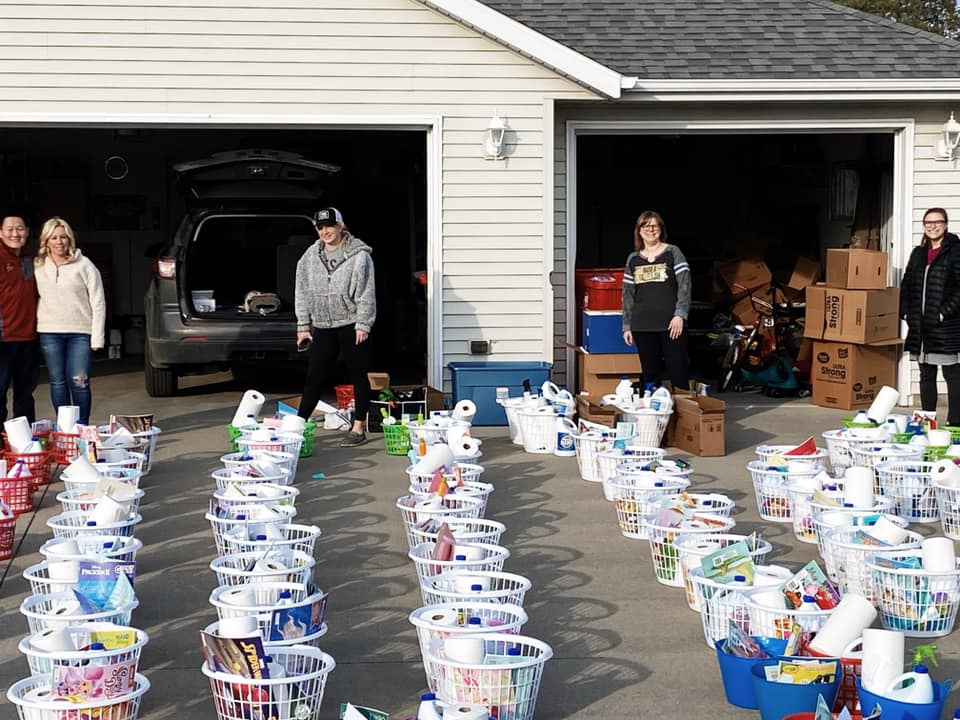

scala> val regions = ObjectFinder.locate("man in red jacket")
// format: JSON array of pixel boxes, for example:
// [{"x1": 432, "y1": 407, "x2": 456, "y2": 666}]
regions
[{"x1": 0, "y1": 214, "x2": 39, "y2": 426}]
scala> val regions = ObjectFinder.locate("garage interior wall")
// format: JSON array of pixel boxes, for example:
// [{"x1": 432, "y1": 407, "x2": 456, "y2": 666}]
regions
[
  {"x1": 0, "y1": 0, "x2": 600, "y2": 388},
  {"x1": 554, "y1": 102, "x2": 956, "y2": 401}
]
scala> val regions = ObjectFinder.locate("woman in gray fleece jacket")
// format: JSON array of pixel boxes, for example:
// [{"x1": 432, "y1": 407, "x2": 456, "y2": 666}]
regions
[{"x1": 295, "y1": 207, "x2": 376, "y2": 446}]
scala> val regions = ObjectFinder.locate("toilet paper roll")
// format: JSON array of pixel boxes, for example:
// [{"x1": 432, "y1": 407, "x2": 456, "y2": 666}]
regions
[
  {"x1": 443, "y1": 705, "x2": 489, "y2": 720},
  {"x1": 412, "y1": 444, "x2": 455, "y2": 474},
  {"x1": 4, "y1": 416, "x2": 33, "y2": 453},
  {"x1": 50, "y1": 598, "x2": 81, "y2": 618},
  {"x1": 24, "y1": 686, "x2": 58, "y2": 703},
  {"x1": 931, "y1": 459, "x2": 959, "y2": 487},
  {"x1": 808, "y1": 593, "x2": 876, "y2": 656},
  {"x1": 862, "y1": 628, "x2": 905, "y2": 694},
  {"x1": 446, "y1": 425, "x2": 471, "y2": 448},
  {"x1": 30, "y1": 626, "x2": 76, "y2": 652},
  {"x1": 220, "y1": 587, "x2": 257, "y2": 607},
  {"x1": 451, "y1": 438, "x2": 481, "y2": 459},
  {"x1": 750, "y1": 590, "x2": 789, "y2": 609},
  {"x1": 452, "y1": 400, "x2": 477, "y2": 423},
  {"x1": 231, "y1": 390, "x2": 265, "y2": 428},
  {"x1": 922, "y1": 537, "x2": 956, "y2": 571},
  {"x1": 444, "y1": 637, "x2": 485, "y2": 664},
  {"x1": 252, "y1": 558, "x2": 288, "y2": 575},
  {"x1": 454, "y1": 544, "x2": 486, "y2": 562},
  {"x1": 929, "y1": 429, "x2": 952, "y2": 447},
  {"x1": 820, "y1": 512, "x2": 853, "y2": 528},
  {"x1": 792, "y1": 474, "x2": 821, "y2": 492},
  {"x1": 86, "y1": 495, "x2": 126, "y2": 525},
  {"x1": 216, "y1": 615, "x2": 260, "y2": 638},
  {"x1": 250, "y1": 427, "x2": 275, "y2": 442},
  {"x1": 46, "y1": 539, "x2": 80, "y2": 558},
  {"x1": 867, "y1": 386, "x2": 899, "y2": 425},
  {"x1": 424, "y1": 609, "x2": 460, "y2": 627},
  {"x1": 46, "y1": 560, "x2": 79, "y2": 583},
  {"x1": 843, "y1": 466, "x2": 874, "y2": 508},
  {"x1": 279, "y1": 414, "x2": 306, "y2": 434},
  {"x1": 65, "y1": 455, "x2": 104, "y2": 483},
  {"x1": 867, "y1": 515, "x2": 909, "y2": 545},
  {"x1": 454, "y1": 574, "x2": 491, "y2": 593},
  {"x1": 949, "y1": 445, "x2": 960, "y2": 458},
  {"x1": 56, "y1": 405, "x2": 80, "y2": 435}
]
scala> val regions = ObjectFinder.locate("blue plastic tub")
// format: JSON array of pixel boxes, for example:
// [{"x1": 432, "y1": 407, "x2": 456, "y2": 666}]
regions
[
  {"x1": 714, "y1": 638, "x2": 788, "y2": 709},
  {"x1": 448, "y1": 361, "x2": 551, "y2": 426},
  {"x1": 750, "y1": 659, "x2": 841, "y2": 720},
  {"x1": 855, "y1": 678, "x2": 950, "y2": 720}
]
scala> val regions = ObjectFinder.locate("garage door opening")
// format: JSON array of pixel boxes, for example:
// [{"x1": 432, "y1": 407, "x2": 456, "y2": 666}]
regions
[
  {"x1": 574, "y1": 130, "x2": 894, "y2": 384},
  {"x1": 0, "y1": 127, "x2": 428, "y2": 389}
]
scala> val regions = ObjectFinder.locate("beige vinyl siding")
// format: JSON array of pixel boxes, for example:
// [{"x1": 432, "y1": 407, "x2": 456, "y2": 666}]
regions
[{"x1": 0, "y1": 0, "x2": 600, "y2": 388}]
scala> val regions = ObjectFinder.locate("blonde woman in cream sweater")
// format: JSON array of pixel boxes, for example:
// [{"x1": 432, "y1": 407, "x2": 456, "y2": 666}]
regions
[{"x1": 34, "y1": 217, "x2": 105, "y2": 424}]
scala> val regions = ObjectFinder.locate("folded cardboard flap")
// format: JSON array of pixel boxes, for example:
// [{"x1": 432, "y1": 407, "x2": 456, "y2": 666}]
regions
[
  {"x1": 670, "y1": 390, "x2": 726, "y2": 457},
  {"x1": 676, "y1": 394, "x2": 727, "y2": 416}
]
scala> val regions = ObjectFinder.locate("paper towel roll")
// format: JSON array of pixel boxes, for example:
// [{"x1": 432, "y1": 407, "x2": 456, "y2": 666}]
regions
[
  {"x1": 30, "y1": 626, "x2": 76, "y2": 652},
  {"x1": 929, "y1": 429, "x2": 953, "y2": 447},
  {"x1": 279, "y1": 414, "x2": 306, "y2": 434},
  {"x1": 443, "y1": 705, "x2": 489, "y2": 720},
  {"x1": 55, "y1": 405, "x2": 80, "y2": 435},
  {"x1": 452, "y1": 437, "x2": 481, "y2": 459},
  {"x1": 412, "y1": 444, "x2": 455, "y2": 474},
  {"x1": 232, "y1": 390, "x2": 265, "y2": 428},
  {"x1": 862, "y1": 628, "x2": 904, "y2": 694},
  {"x1": 453, "y1": 400, "x2": 477, "y2": 423},
  {"x1": 922, "y1": 537, "x2": 956, "y2": 571},
  {"x1": 65, "y1": 455, "x2": 104, "y2": 483},
  {"x1": 843, "y1": 466, "x2": 874, "y2": 508},
  {"x1": 808, "y1": 593, "x2": 876, "y2": 656},
  {"x1": 424, "y1": 609, "x2": 460, "y2": 627},
  {"x1": 867, "y1": 515, "x2": 909, "y2": 545},
  {"x1": 454, "y1": 544, "x2": 486, "y2": 562},
  {"x1": 454, "y1": 574, "x2": 491, "y2": 593},
  {"x1": 867, "y1": 386, "x2": 899, "y2": 425},
  {"x1": 4, "y1": 416, "x2": 32, "y2": 453},
  {"x1": 217, "y1": 615, "x2": 260, "y2": 638},
  {"x1": 87, "y1": 495, "x2": 126, "y2": 525},
  {"x1": 444, "y1": 637, "x2": 485, "y2": 664},
  {"x1": 931, "y1": 459, "x2": 959, "y2": 487},
  {"x1": 220, "y1": 587, "x2": 257, "y2": 607},
  {"x1": 46, "y1": 560, "x2": 79, "y2": 591}
]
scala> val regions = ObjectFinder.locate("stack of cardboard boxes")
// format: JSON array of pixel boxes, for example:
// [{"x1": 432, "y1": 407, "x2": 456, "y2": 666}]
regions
[{"x1": 804, "y1": 249, "x2": 901, "y2": 410}]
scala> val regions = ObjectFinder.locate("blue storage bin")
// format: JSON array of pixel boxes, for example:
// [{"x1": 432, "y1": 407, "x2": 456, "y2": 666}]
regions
[
  {"x1": 448, "y1": 361, "x2": 551, "y2": 426},
  {"x1": 582, "y1": 311, "x2": 633, "y2": 353}
]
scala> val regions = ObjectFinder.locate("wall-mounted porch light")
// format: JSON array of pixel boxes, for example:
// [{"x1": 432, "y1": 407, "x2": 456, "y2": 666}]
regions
[
  {"x1": 483, "y1": 112, "x2": 507, "y2": 160},
  {"x1": 935, "y1": 112, "x2": 960, "y2": 160}
]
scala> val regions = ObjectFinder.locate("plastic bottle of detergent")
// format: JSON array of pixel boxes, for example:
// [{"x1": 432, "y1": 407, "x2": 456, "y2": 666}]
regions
[
  {"x1": 885, "y1": 664, "x2": 934, "y2": 704},
  {"x1": 555, "y1": 416, "x2": 577, "y2": 457},
  {"x1": 650, "y1": 386, "x2": 673, "y2": 413},
  {"x1": 554, "y1": 388, "x2": 575, "y2": 417},
  {"x1": 417, "y1": 692, "x2": 442, "y2": 720},
  {"x1": 727, "y1": 574, "x2": 752, "y2": 634}
]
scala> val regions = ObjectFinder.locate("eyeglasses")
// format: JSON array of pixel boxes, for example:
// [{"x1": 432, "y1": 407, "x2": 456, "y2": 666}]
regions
[
  {"x1": 924, "y1": 220, "x2": 947, "y2": 227},
  {"x1": 639, "y1": 223, "x2": 660, "y2": 230}
]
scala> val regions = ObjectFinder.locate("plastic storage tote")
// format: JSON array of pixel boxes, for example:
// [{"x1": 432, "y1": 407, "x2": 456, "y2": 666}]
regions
[{"x1": 448, "y1": 361, "x2": 551, "y2": 426}]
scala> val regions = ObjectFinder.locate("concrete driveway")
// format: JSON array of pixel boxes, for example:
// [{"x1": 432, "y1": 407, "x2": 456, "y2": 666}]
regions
[{"x1": 1, "y1": 361, "x2": 958, "y2": 719}]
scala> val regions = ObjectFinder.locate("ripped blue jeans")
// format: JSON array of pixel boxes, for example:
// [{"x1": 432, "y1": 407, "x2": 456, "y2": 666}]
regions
[{"x1": 39, "y1": 333, "x2": 93, "y2": 425}]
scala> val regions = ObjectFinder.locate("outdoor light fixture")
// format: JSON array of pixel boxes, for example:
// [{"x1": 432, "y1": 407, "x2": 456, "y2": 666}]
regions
[
  {"x1": 484, "y1": 112, "x2": 507, "y2": 160},
  {"x1": 935, "y1": 112, "x2": 960, "y2": 160}
]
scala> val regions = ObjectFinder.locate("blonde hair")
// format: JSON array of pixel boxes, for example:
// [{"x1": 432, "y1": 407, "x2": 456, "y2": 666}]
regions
[{"x1": 36, "y1": 217, "x2": 77, "y2": 265}]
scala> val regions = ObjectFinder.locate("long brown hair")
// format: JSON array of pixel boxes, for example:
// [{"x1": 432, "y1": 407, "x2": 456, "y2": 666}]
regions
[
  {"x1": 633, "y1": 210, "x2": 668, "y2": 251},
  {"x1": 921, "y1": 207, "x2": 949, "y2": 249}
]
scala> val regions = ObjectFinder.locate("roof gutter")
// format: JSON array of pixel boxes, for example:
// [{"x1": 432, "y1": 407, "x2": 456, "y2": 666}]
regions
[
  {"x1": 421, "y1": 0, "x2": 623, "y2": 98},
  {"x1": 622, "y1": 78, "x2": 960, "y2": 102}
]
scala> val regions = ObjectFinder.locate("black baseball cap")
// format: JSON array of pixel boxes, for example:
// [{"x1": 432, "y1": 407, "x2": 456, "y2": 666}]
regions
[{"x1": 314, "y1": 207, "x2": 343, "y2": 227}]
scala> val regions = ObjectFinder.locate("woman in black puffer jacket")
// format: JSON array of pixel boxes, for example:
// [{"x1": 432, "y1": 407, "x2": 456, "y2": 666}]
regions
[{"x1": 900, "y1": 207, "x2": 960, "y2": 425}]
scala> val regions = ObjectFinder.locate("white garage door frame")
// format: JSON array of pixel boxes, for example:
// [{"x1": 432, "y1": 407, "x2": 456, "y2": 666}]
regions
[
  {"x1": 0, "y1": 112, "x2": 446, "y2": 388},
  {"x1": 565, "y1": 118, "x2": 916, "y2": 404}
]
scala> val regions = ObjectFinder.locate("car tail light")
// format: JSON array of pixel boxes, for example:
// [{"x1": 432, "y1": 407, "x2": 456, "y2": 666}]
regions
[{"x1": 153, "y1": 257, "x2": 176, "y2": 278}]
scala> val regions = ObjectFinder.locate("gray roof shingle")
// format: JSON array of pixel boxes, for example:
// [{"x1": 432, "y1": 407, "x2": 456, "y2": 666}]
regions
[{"x1": 478, "y1": 0, "x2": 960, "y2": 78}]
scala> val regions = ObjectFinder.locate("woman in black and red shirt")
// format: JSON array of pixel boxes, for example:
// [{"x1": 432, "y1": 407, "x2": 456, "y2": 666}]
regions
[{"x1": 621, "y1": 210, "x2": 691, "y2": 391}]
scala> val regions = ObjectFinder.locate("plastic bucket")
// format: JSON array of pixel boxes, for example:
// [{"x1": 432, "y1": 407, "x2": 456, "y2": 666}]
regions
[
  {"x1": 714, "y1": 638, "x2": 787, "y2": 709},
  {"x1": 750, "y1": 660, "x2": 840, "y2": 720},
  {"x1": 855, "y1": 677, "x2": 950, "y2": 720}
]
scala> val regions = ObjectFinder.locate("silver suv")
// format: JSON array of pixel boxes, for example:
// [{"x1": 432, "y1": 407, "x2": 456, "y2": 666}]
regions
[{"x1": 143, "y1": 149, "x2": 338, "y2": 396}]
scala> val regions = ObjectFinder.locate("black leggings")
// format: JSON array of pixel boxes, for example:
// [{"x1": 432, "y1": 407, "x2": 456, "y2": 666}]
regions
[
  {"x1": 298, "y1": 325, "x2": 371, "y2": 423},
  {"x1": 633, "y1": 330, "x2": 690, "y2": 391},
  {"x1": 919, "y1": 362, "x2": 960, "y2": 426}
]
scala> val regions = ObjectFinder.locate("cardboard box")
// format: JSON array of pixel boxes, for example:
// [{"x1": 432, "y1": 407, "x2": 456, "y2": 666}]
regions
[
  {"x1": 577, "y1": 349, "x2": 641, "y2": 396},
  {"x1": 367, "y1": 372, "x2": 391, "y2": 390},
  {"x1": 811, "y1": 340, "x2": 901, "y2": 410},
  {"x1": 783, "y1": 255, "x2": 821, "y2": 301},
  {"x1": 715, "y1": 258, "x2": 773, "y2": 301},
  {"x1": 277, "y1": 395, "x2": 325, "y2": 422},
  {"x1": 825, "y1": 248, "x2": 888, "y2": 290},
  {"x1": 804, "y1": 285, "x2": 900, "y2": 344},
  {"x1": 670, "y1": 393, "x2": 726, "y2": 457},
  {"x1": 575, "y1": 394, "x2": 617, "y2": 425}
]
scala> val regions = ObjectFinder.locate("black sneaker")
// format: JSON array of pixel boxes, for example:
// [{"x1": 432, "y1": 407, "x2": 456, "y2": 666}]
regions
[{"x1": 339, "y1": 431, "x2": 367, "y2": 447}]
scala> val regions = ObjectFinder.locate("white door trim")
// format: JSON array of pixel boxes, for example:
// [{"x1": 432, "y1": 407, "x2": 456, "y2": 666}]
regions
[
  {"x1": 564, "y1": 118, "x2": 916, "y2": 399},
  {"x1": 0, "y1": 111, "x2": 445, "y2": 387}
]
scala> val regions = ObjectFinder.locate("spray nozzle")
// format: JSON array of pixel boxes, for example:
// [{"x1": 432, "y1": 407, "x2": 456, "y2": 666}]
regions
[{"x1": 912, "y1": 644, "x2": 939, "y2": 668}]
